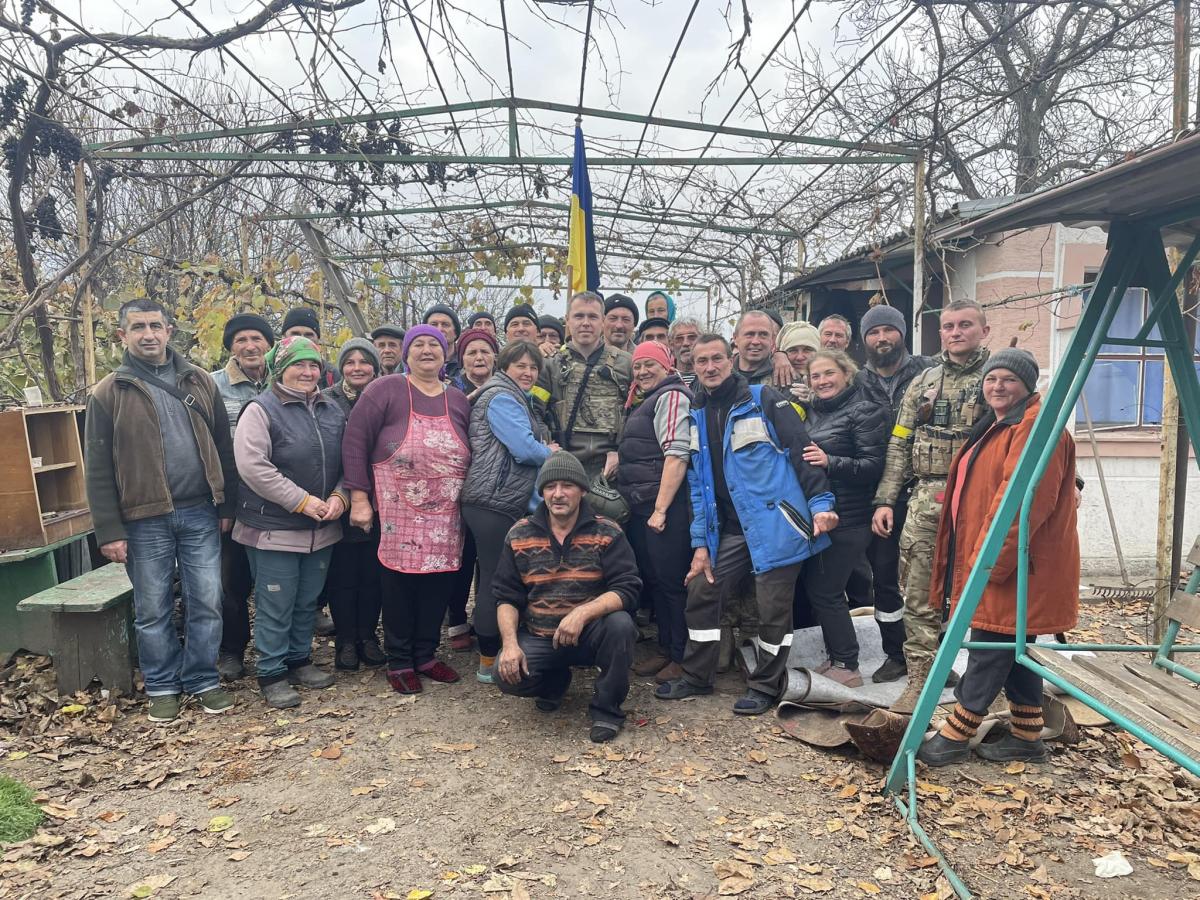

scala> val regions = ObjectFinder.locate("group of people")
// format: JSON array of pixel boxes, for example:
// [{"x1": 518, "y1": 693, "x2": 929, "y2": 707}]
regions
[{"x1": 84, "y1": 286, "x2": 1080, "y2": 761}]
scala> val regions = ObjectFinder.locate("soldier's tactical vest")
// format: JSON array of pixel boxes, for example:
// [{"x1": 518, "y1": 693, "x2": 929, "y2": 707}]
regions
[
  {"x1": 909, "y1": 352, "x2": 988, "y2": 479},
  {"x1": 553, "y1": 344, "x2": 631, "y2": 444}
]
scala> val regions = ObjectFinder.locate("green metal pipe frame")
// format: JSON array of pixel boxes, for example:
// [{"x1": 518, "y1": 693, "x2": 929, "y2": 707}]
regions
[
  {"x1": 90, "y1": 150, "x2": 911, "y2": 166},
  {"x1": 335, "y1": 243, "x2": 737, "y2": 270},
  {"x1": 255, "y1": 200, "x2": 803, "y2": 239},
  {"x1": 88, "y1": 96, "x2": 917, "y2": 157},
  {"x1": 881, "y1": 217, "x2": 1200, "y2": 899}
]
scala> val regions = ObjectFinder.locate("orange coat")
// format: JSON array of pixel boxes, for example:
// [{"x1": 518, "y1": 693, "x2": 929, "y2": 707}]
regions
[{"x1": 929, "y1": 394, "x2": 1079, "y2": 636}]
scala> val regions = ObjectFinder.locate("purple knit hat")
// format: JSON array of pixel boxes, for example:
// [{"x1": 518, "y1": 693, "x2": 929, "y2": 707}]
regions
[{"x1": 402, "y1": 324, "x2": 449, "y2": 377}]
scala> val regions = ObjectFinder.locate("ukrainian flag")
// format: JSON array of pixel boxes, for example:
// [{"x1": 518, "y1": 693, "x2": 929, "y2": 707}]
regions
[{"x1": 568, "y1": 124, "x2": 600, "y2": 294}]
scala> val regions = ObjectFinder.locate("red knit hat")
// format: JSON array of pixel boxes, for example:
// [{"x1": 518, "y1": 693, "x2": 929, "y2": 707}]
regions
[{"x1": 456, "y1": 327, "x2": 499, "y2": 360}]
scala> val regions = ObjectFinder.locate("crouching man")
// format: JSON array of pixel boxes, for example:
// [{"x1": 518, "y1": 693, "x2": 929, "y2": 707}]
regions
[{"x1": 493, "y1": 452, "x2": 642, "y2": 743}]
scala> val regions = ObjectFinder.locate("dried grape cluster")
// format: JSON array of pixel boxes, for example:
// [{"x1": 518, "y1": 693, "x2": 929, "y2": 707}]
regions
[
  {"x1": 3, "y1": 118, "x2": 82, "y2": 176},
  {"x1": 21, "y1": 0, "x2": 35, "y2": 27},
  {"x1": 0, "y1": 78, "x2": 28, "y2": 129},
  {"x1": 28, "y1": 194, "x2": 65, "y2": 243}
]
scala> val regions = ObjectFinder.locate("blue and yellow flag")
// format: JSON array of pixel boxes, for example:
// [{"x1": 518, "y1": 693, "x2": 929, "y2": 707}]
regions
[{"x1": 568, "y1": 124, "x2": 600, "y2": 294}]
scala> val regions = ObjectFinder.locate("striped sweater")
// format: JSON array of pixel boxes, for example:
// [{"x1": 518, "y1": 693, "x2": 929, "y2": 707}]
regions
[{"x1": 492, "y1": 501, "x2": 642, "y2": 637}]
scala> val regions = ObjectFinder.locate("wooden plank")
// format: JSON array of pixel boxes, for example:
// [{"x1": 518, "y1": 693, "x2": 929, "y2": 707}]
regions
[
  {"x1": 1124, "y1": 662, "x2": 1200, "y2": 715},
  {"x1": 1166, "y1": 590, "x2": 1200, "y2": 631},
  {"x1": 17, "y1": 565, "x2": 133, "y2": 613},
  {"x1": 1027, "y1": 646, "x2": 1200, "y2": 759},
  {"x1": 1076, "y1": 655, "x2": 1200, "y2": 735}
]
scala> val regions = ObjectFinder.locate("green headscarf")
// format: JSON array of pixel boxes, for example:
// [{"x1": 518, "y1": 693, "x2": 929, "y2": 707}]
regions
[{"x1": 265, "y1": 335, "x2": 322, "y2": 383}]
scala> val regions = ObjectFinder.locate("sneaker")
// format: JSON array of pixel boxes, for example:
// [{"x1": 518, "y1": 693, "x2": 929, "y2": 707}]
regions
[
  {"x1": 335, "y1": 642, "x2": 360, "y2": 672},
  {"x1": 821, "y1": 664, "x2": 864, "y2": 688},
  {"x1": 872, "y1": 657, "x2": 908, "y2": 684},
  {"x1": 216, "y1": 652, "x2": 245, "y2": 681},
  {"x1": 358, "y1": 637, "x2": 387, "y2": 667},
  {"x1": 147, "y1": 694, "x2": 181, "y2": 722},
  {"x1": 916, "y1": 732, "x2": 970, "y2": 767},
  {"x1": 732, "y1": 688, "x2": 774, "y2": 716},
  {"x1": 654, "y1": 678, "x2": 714, "y2": 701},
  {"x1": 262, "y1": 680, "x2": 301, "y2": 709},
  {"x1": 534, "y1": 696, "x2": 562, "y2": 712},
  {"x1": 975, "y1": 733, "x2": 1048, "y2": 763},
  {"x1": 386, "y1": 669, "x2": 422, "y2": 694},
  {"x1": 287, "y1": 664, "x2": 336, "y2": 689},
  {"x1": 476, "y1": 662, "x2": 496, "y2": 684},
  {"x1": 589, "y1": 721, "x2": 620, "y2": 743},
  {"x1": 314, "y1": 611, "x2": 336, "y2": 637},
  {"x1": 418, "y1": 660, "x2": 460, "y2": 684},
  {"x1": 195, "y1": 687, "x2": 234, "y2": 715}
]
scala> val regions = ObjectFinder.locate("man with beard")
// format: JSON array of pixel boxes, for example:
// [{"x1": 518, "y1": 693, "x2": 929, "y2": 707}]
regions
[{"x1": 855, "y1": 305, "x2": 933, "y2": 683}]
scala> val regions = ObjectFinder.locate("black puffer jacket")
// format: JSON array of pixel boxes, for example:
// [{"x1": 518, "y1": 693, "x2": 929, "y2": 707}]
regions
[{"x1": 804, "y1": 382, "x2": 888, "y2": 527}]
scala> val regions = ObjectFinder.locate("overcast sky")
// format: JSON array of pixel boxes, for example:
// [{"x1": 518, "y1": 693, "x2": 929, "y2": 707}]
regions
[{"x1": 48, "y1": 1, "x2": 867, "y2": 319}]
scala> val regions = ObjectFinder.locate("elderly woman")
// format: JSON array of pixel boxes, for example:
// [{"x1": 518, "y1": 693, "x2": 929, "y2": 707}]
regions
[
  {"x1": 460, "y1": 341, "x2": 556, "y2": 681},
  {"x1": 453, "y1": 327, "x2": 498, "y2": 398},
  {"x1": 233, "y1": 336, "x2": 347, "y2": 709},
  {"x1": 342, "y1": 325, "x2": 472, "y2": 694},
  {"x1": 800, "y1": 350, "x2": 887, "y2": 687},
  {"x1": 918, "y1": 349, "x2": 1078, "y2": 767},
  {"x1": 324, "y1": 338, "x2": 386, "y2": 671},
  {"x1": 644, "y1": 290, "x2": 675, "y2": 322},
  {"x1": 618, "y1": 341, "x2": 693, "y2": 683}
]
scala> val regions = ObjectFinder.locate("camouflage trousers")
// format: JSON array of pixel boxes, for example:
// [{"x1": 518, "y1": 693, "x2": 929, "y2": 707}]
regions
[{"x1": 898, "y1": 478, "x2": 946, "y2": 664}]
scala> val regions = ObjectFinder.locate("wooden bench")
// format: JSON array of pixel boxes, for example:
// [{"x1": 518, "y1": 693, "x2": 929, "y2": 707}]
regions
[
  {"x1": 1027, "y1": 580, "x2": 1200, "y2": 764},
  {"x1": 17, "y1": 563, "x2": 135, "y2": 696}
]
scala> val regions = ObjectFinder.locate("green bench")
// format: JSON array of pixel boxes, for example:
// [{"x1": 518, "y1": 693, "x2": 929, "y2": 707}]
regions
[{"x1": 17, "y1": 563, "x2": 135, "y2": 696}]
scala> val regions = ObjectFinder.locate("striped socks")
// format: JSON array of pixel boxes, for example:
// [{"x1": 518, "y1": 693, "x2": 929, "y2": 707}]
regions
[
  {"x1": 939, "y1": 704, "x2": 984, "y2": 743},
  {"x1": 1010, "y1": 703, "x2": 1044, "y2": 741}
]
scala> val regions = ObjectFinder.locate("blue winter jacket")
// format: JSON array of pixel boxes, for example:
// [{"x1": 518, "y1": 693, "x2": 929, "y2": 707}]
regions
[{"x1": 689, "y1": 382, "x2": 834, "y2": 572}]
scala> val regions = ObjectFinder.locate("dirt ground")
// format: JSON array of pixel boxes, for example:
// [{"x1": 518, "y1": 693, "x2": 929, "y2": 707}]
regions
[{"x1": 2, "y1": 597, "x2": 1199, "y2": 900}]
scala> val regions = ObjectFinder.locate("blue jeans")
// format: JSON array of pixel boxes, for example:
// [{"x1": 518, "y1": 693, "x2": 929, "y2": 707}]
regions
[
  {"x1": 246, "y1": 546, "x2": 333, "y2": 684},
  {"x1": 125, "y1": 504, "x2": 223, "y2": 696}
]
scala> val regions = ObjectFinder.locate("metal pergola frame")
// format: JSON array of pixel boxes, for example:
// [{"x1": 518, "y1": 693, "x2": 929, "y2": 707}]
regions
[{"x1": 84, "y1": 96, "x2": 924, "y2": 322}]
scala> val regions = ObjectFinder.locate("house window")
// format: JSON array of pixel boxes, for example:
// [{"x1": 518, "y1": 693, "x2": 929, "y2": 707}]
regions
[{"x1": 1075, "y1": 286, "x2": 1200, "y2": 429}]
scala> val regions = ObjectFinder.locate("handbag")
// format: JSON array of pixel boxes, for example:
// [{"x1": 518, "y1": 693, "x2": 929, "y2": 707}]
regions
[{"x1": 587, "y1": 473, "x2": 630, "y2": 525}]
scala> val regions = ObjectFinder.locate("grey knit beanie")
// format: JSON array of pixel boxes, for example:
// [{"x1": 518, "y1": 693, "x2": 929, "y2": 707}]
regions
[
  {"x1": 337, "y1": 337, "x2": 381, "y2": 374},
  {"x1": 536, "y1": 450, "x2": 589, "y2": 493},
  {"x1": 859, "y1": 304, "x2": 906, "y2": 339},
  {"x1": 983, "y1": 348, "x2": 1039, "y2": 394}
]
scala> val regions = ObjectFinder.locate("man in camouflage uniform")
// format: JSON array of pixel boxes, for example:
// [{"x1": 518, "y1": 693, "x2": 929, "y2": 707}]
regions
[
  {"x1": 532, "y1": 291, "x2": 632, "y2": 480},
  {"x1": 872, "y1": 300, "x2": 991, "y2": 713}
]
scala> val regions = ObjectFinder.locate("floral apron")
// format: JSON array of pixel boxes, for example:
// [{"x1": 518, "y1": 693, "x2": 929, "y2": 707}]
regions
[{"x1": 374, "y1": 381, "x2": 469, "y2": 573}]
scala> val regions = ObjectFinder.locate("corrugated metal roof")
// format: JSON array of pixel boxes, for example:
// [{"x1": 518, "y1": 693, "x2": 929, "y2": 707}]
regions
[{"x1": 939, "y1": 133, "x2": 1200, "y2": 240}]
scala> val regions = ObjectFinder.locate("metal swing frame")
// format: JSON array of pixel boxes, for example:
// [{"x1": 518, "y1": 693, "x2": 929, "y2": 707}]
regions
[{"x1": 882, "y1": 205, "x2": 1200, "y2": 898}]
